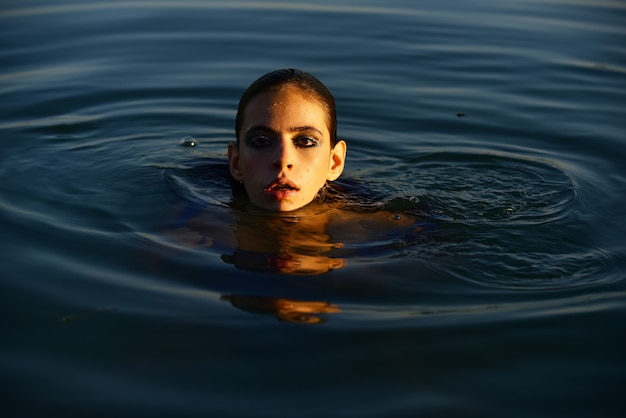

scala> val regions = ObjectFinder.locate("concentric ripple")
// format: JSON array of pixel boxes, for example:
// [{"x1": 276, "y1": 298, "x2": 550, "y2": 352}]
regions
[
  {"x1": 365, "y1": 150, "x2": 617, "y2": 290},
  {"x1": 393, "y1": 150, "x2": 578, "y2": 226}
]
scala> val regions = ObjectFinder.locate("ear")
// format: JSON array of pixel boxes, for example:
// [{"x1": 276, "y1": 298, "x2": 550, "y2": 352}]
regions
[
  {"x1": 326, "y1": 139, "x2": 347, "y2": 181},
  {"x1": 227, "y1": 141, "x2": 243, "y2": 182}
]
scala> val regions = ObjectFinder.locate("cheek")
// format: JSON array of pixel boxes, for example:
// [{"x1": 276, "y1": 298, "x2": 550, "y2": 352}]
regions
[
  {"x1": 312, "y1": 153, "x2": 333, "y2": 171},
  {"x1": 240, "y1": 153, "x2": 262, "y2": 172}
]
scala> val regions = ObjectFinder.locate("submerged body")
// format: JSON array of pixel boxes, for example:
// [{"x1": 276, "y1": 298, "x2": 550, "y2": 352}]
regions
[
  {"x1": 170, "y1": 69, "x2": 436, "y2": 277},
  {"x1": 171, "y1": 197, "x2": 432, "y2": 275}
]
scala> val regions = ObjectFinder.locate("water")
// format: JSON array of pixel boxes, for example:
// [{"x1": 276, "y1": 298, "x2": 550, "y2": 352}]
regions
[{"x1": 1, "y1": 0, "x2": 625, "y2": 416}]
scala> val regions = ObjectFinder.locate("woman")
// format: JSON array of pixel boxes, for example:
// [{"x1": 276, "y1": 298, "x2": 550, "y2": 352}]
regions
[{"x1": 169, "y1": 69, "x2": 431, "y2": 276}]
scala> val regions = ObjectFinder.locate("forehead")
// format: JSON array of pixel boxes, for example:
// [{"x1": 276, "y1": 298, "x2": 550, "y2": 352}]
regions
[{"x1": 241, "y1": 87, "x2": 330, "y2": 130}]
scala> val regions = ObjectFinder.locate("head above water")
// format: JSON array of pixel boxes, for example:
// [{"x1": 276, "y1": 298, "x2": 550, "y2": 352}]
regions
[{"x1": 228, "y1": 68, "x2": 347, "y2": 212}]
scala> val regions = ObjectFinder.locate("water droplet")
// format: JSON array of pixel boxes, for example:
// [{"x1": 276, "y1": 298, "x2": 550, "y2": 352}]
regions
[{"x1": 180, "y1": 136, "x2": 196, "y2": 147}]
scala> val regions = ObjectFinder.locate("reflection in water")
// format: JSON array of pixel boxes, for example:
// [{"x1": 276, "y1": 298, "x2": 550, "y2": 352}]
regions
[
  {"x1": 167, "y1": 192, "x2": 433, "y2": 322},
  {"x1": 171, "y1": 195, "x2": 432, "y2": 276},
  {"x1": 222, "y1": 205, "x2": 346, "y2": 275},
  {"x1": 221, "y1": 295, "x2": 340, "y2": 324},
  {"x1": 222, "y1": 250, "x2": 345, "y2": 275}
]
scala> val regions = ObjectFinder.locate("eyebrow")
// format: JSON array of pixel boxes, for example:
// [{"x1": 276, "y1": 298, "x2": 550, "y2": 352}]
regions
[{"x1": 244, "y1": 125, "x2": 324, "y2": 137}]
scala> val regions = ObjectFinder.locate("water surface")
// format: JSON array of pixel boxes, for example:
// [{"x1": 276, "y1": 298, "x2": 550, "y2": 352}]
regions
[{"x1": 1, "y1": 1, "x2": 625, "y2": 417}]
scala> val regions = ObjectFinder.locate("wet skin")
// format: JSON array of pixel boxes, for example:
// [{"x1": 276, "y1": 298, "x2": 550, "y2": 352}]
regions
[{"x1": 228, "y1": 86, "x2": 346, "y2": 212}]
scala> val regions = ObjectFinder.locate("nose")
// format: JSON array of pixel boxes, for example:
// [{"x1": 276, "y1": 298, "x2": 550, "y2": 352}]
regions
[{"x1": 272, "y1": 140, "x2": 293, "y2": 170}]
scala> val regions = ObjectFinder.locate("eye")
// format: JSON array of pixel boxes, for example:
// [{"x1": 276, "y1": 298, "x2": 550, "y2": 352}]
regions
[
  {"x1": 294, "y1": 136, "x2": 319, "y2": 148},
  {"x1": 246, "y1": 135, "x2": 271, "y2": 148}
]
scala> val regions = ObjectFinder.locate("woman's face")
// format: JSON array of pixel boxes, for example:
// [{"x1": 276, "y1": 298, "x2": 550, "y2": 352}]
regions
[{"x1": 228, "y1": 86, "x2": 346, "y2": 211}]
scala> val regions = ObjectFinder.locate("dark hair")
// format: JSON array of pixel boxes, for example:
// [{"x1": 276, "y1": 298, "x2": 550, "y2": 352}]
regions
[{"x1": 235, "y1": 68, "x2": 338, "y2": 146}]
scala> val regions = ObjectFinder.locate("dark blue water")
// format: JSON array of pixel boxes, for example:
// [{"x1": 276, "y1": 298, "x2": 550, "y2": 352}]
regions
[{"x1": 2, "y1": 1, "x2": 625, "y2": 417}]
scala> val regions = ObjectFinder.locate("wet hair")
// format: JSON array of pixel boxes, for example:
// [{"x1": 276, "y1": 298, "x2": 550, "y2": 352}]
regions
[{"x1": 235, "y1": 68, "x2": 338, "y2": 146}]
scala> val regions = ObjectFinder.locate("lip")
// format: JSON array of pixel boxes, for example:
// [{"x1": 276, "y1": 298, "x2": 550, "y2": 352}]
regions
[{"x1": 264, "y1": 178, "x2": 300, "y2": 198}]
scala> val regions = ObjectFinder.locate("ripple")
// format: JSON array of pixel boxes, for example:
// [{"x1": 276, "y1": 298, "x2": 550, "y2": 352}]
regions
[
  {"x1": 0, "y1": 1, "x2": 444, "y2": 19},
  {"x1": 443, "y1": 244, "x2": 619, "y2": 291},
  {"x1": 162, "y1": 157, "x2": 233, "y2": 208},
  {"x1": 364, "y1": 150, "x2": 579, "y2": 227},
  {"x1": 353, "y1": 150, "x2": 620, "y2": 291}
]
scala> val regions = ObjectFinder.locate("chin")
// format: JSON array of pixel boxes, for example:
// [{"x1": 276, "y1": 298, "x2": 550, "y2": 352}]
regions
[
  {"x1": 249, "y1": 200, "x2": 297, "y2": 212},
  {"x1": 272, "y1": 199, "x2": 312, "y2": 212},
  {"x1": 251, "y1": 193, "x2": 316, "y2": 212},
  {"x1": 274, "y1": 202, "x2": 304, "y2": 212}
]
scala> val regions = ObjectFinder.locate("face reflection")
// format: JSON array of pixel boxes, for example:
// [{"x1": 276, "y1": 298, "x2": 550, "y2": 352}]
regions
[
  {"x1": 221, "y1": 295, "x2": 340, "y2": 324},
  {"x1": 228, "y1": 86, "x2": 346, "y2": 211}
]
